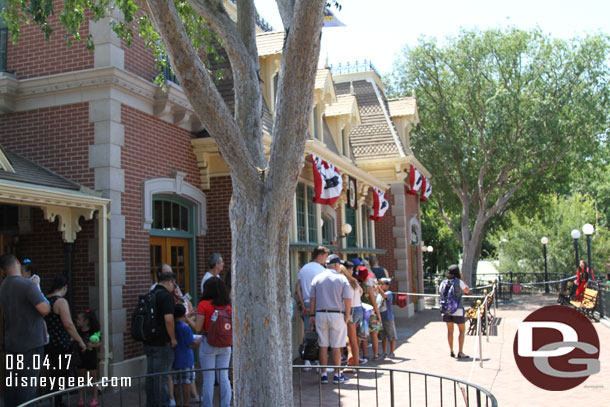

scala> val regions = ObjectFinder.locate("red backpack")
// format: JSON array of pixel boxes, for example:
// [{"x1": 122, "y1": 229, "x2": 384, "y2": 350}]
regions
[{"x1": 206, "y1": 306, "x2": 233, "y2": 347}]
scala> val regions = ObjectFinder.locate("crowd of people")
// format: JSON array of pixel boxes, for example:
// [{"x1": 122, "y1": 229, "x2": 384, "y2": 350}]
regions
[
  {"x1": 295, "y1": 246, "x2": 399, "y2": 384},
  {"x1": 0, "y1": 254, "x2": 103, "y2": 407},
  {"x1": 0, "y1": 244, "x2": 485, "y2": 405}
]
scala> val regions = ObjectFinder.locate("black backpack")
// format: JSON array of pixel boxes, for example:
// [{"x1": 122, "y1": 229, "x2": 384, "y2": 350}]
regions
[
  {"x1": 299, "y1": 331, "x2": 319, "y2": 361},
  {"x1": 131, "y1": 290, "x2": 158, "y2": 342}
]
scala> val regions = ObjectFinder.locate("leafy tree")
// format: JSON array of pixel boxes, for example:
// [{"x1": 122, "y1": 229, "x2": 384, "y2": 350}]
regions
[
  {"x1": 3, "y1": 0, "x2": 329, "y2": 405},
  {"x1": 420, "y1": 196, "x2": 460, "y2": 275},
  {"x1": 386, "y1": 28, "x2": 610, "y2": 284},
  {"x1": 490, "y1": 193, "x2": 610, "y2": 281}
]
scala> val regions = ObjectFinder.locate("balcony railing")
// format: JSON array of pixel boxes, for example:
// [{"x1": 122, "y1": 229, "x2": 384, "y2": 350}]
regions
[{"x1": 331, "y1": 60, "x2": 381, "y2": 77}]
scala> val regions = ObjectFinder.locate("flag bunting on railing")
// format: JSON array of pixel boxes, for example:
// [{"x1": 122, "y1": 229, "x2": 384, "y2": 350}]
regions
[
  {"x1": 407, "y1": 164, "x2": 423, "y2": 195},
  {"x1": 421, "y1": 176, "x2": 432, "y2": 202},
  {"x1": 311, "y1": 154, "x2": 343, "y2": 206},
  {"x1": 370, "y1": 188, "x2": 389, "y2": 221}
]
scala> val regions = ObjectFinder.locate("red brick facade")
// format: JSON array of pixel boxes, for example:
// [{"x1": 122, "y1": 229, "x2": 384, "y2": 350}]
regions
[
  {"x1": 201, "y1": 176, "x2": 233, "y2": 285},
  {"x1": 6, "y1": 13, "x2": 93, "y2": 80},
  {"x1": 0, "y1": 103, "x2": 95, "y2": 189},
  {"x1": 376, "y1": 189, "x2": 397, "y2": 278},
  {"x1": 121, "y1": 105, "x2": 202, "y2": 359}
]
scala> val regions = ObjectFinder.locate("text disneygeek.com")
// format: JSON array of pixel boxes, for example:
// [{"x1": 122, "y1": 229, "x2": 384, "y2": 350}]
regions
[{"x1": 6, "y1": 372, "x2": 131, "y2": 391}]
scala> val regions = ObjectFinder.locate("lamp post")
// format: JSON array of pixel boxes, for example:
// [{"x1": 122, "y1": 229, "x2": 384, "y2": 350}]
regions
[
  {"x1": 571, "y1": 229, "x2": 581, "y2": 271},
  {"x1": 541, "y1": 237, "x2": 549, "y2": 294},
  {"x1": 583, "y1": 223, "x2": 594, "y2": 274}
]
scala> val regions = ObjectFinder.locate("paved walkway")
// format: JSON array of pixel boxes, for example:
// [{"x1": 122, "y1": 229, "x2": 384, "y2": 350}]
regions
[{"x1": 14, "y1": 294, "x2": 610, "y2": 407}]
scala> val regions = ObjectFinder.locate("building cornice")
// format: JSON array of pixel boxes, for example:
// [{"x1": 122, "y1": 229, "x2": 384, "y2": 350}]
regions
[{"x1": 0, "y1": 67, "x2": 203, "y2": 132}]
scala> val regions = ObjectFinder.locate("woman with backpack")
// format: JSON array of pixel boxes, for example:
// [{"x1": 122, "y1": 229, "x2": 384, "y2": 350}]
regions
[
  {"x1": 195, "y1": 277, "x2": 232, "y2": 407},
  {"x1": 440, "y1": 265, "x2": 470, "y2": 359}
]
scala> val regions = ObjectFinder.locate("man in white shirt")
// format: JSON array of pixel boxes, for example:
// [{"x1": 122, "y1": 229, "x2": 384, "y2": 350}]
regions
[
  {"x1": 201, "y1": 253, "x2": 224, "y2": 295},
  {"x1": 295, "y1": 246, "x2": 329, "y2": 331}
]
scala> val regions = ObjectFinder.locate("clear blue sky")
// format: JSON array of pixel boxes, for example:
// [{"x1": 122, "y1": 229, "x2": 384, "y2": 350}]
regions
[{"x1": 254, "y1": 0, "x2": 610, "y2": 75}]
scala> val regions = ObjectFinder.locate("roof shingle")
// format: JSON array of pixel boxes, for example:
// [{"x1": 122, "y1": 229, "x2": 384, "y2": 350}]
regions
[{"x1": 256, "y1": 31, "x2": 284, "y2": 57}]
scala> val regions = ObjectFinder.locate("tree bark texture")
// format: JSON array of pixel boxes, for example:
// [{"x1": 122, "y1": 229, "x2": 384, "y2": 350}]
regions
[{"x1": 143, "y1": 0, "x2": 326, "y2": 405}]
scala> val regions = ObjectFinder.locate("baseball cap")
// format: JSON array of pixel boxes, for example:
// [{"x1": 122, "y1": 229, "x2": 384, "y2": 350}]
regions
[
  {"x1": 350, "y1": 258, "x2": 363, "y2": 267},
  {"x1": 353, "y1": 265, "x2": 369, "y2": 282},
  {"x1": 326, "y1": 254, "x2": 344, "y2": 266},
  {"x1": 379, "y1": 278, "x2": 393, "y2": 284}
]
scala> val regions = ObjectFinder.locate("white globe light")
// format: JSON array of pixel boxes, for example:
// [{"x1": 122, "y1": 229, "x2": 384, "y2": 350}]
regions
[
  {"x1": 541, "y1": 237, "x2": 549, "y2": 245},
  {"x1": 571, "y1": 229, "x2": 581, "y2": 240},
  {"x1": 341, "y1": 223, "x2": 352, "y2": 235},
  {"x1": 421, "y1": 245, "x2": 427, "y2": 252},
  {"x1": 582, "y1": 223, "x2": 594, "y2": 236},
  {"x1": 427, "y1": 246, "x2": 434, "y2": 253}
]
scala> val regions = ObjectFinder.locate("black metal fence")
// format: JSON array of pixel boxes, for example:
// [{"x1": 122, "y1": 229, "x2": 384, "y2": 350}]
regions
[
  {"x1": 18, "y1": 365, "x2": 497, "y2": 407},
  {"x1": 587, "y1": 280, "x2": 609, "y2": 320}
]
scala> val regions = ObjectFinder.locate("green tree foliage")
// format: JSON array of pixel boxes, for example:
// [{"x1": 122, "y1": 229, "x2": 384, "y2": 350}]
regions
[
  {"x1": 490, "y1": 194, "x2": 610, "y2": 279},
  {"x1": 386, "y1": 28, "x2": 610, "y2": 284},
  {"x1": 420, "y1": 196, "x2": 460, "y2": 274}
]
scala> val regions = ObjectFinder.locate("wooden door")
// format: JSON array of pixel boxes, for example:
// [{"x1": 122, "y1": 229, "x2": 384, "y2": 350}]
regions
[{"x1": 149, "y1": 236, "x2": 190, "y2": 293}]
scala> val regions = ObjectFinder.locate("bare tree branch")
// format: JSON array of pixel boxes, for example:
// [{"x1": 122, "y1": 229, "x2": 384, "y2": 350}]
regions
[
  {"x1": 275, "y1": 0, "x2": 295, "y2": 30},
  {"x1": 187, "y1": 0, "x2": 266, "y2": 168},
  {"x1": 143, "y1": 0, "x2": 259, "y2": 189},
  {"x1": 437, "y1": 198, "x2": 462, "y2": 244},
  {"x1": 266, "y1": 0, "x2": 326, "y2": 197}
]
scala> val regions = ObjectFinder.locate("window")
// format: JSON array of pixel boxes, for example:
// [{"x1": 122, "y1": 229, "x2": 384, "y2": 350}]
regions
[
  {"x1": 345, "y1": 205, "x2": 357, "y2": 248},
  {"x1": 296, "y1": 183, "x2": 318, "y2": 243},
  {"x1": 361, "y1": 206, "x2": 374, "y2": 248},
  {"x1": 273, "y1": 72, "x2": 279, "y2": 108},
  {"x1": 321, "y1": 215, "x2": 333, "y2": 245},
  {"x1": 153, "y1": 199, "x2": 190, "y2": 233},
  {"x1": 341, "y1": 128, "x2": 348, "y2": 156},
  {"x1": 313, "y1": 106, "x2": 320, "y2": 140},
  {"x1": 0, "y1": 17, "x2": 7, "y2": 72}
]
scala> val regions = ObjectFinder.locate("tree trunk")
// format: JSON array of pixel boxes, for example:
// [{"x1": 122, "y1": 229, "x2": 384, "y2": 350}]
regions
[{"x1": 230, "y1": 183, "x2": 294, "y2": 407}]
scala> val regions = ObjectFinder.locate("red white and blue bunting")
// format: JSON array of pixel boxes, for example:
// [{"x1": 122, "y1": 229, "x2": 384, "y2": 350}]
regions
[
  {"x1": 407, "y1": 164, "x2": 432, "y2": 202},
  {"x1": 310, "y1": 154, "x2": 343, "y2": 206},
  {"x1": 421, "y1": 176, "x2": 432, "y2": 202},
  {"x1": 407, "y1": 164, "x2": 423, "y2": 195},
  {"x1": 370, "y1": 188, "x2": 389, "y2": 221}
]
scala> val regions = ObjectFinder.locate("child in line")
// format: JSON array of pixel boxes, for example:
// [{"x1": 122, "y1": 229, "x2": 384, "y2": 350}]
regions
[
  {"x1": 75, "y1": 310, "x2": 102, "y2": 407},
  {"x1": 378, "y1": 278, "x2": 397, "y2": 358},
  {"x1": 22, "y1": 259, "x2": 49, "y2": 344},
  {"x1": 173, "y1": 304, "x2": 203, "y2": 407}
]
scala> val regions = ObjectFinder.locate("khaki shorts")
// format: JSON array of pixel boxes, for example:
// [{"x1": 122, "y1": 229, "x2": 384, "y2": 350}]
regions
[
  {"x1": 315, "y1": 312, "x2": 347, "y2": 348},
  {"x1": 379, "y1": 319, "x2": 397, "y2": 341}
]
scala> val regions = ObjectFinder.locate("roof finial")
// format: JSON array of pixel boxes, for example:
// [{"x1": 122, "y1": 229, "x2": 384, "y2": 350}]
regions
[
  {"x1": 350, "y1": 81, "x2": 355, "y2": 96},
  {"x1": 412, "y1": 89, "x2": 416, "y2": 98},
  {"x1": 325, "y1": 53, "x2": 330, "y2": 69}
]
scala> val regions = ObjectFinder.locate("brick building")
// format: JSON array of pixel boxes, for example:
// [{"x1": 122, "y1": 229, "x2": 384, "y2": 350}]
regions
[{"x1": 0, "y1": 2, "x2": 430, "y2": 377}]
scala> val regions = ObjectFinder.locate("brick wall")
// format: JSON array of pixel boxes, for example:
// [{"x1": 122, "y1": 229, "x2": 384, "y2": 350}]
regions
[
  {"x1": 121, "y1": 104, "x2": 203, "y2": 359},
  {"x1": 16, "y1": 207, "x2": 95, "y2": 314},
  {"x1": 376, "y1": 190, "x2": 396, "y2": 280},
  {"x1": 0, "y1": 103, "x2": 95, "y2": 189},
  {"x1": 122, "y1": 16, "x2": 157, "y2": 83},
  {"x1": 201, "y1": 176, "x2": 233, "y2": 289},
  {"x1": 6, "y1": 12, "x2": 93, "y2": 80}
]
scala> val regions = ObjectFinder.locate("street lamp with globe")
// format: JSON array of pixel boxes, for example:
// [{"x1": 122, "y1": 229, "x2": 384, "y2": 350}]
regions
[{"x1": 541, "y1": 237, "x2": 549, "y2": 293}]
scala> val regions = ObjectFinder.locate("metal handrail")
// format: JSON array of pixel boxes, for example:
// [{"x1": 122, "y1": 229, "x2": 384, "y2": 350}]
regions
[{"x1": 18, "y1": 365, "x2": 497, "y2": 407}]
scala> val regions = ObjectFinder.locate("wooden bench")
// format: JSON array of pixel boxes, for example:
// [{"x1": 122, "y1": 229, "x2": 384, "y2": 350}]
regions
[{"x1": 570, "y1": 288, "x2": 598, "y2": 321}]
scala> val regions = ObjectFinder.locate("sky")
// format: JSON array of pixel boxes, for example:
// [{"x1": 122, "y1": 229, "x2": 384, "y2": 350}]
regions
[{"x1": 253, "y1": 0, "x2": 610, "y2": 76}]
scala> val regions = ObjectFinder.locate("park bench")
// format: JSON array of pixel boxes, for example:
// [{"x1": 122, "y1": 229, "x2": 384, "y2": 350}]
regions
[{"x1": 569, "y1": 288, "x2": 598, "y2": 321}]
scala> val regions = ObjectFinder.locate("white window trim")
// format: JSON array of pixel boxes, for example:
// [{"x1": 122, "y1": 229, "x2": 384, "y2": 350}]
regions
[{"x1": 143, "y1": 171, "x2": 207, "y2": 236}]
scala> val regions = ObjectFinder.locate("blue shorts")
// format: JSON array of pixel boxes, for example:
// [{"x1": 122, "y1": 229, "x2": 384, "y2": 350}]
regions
[
  {"x1": 349, "y1": 306, "x2": 364, "y2": 325},
  {"x1": 442, "y1": 314, "x2": 466, "y2": 324}
]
